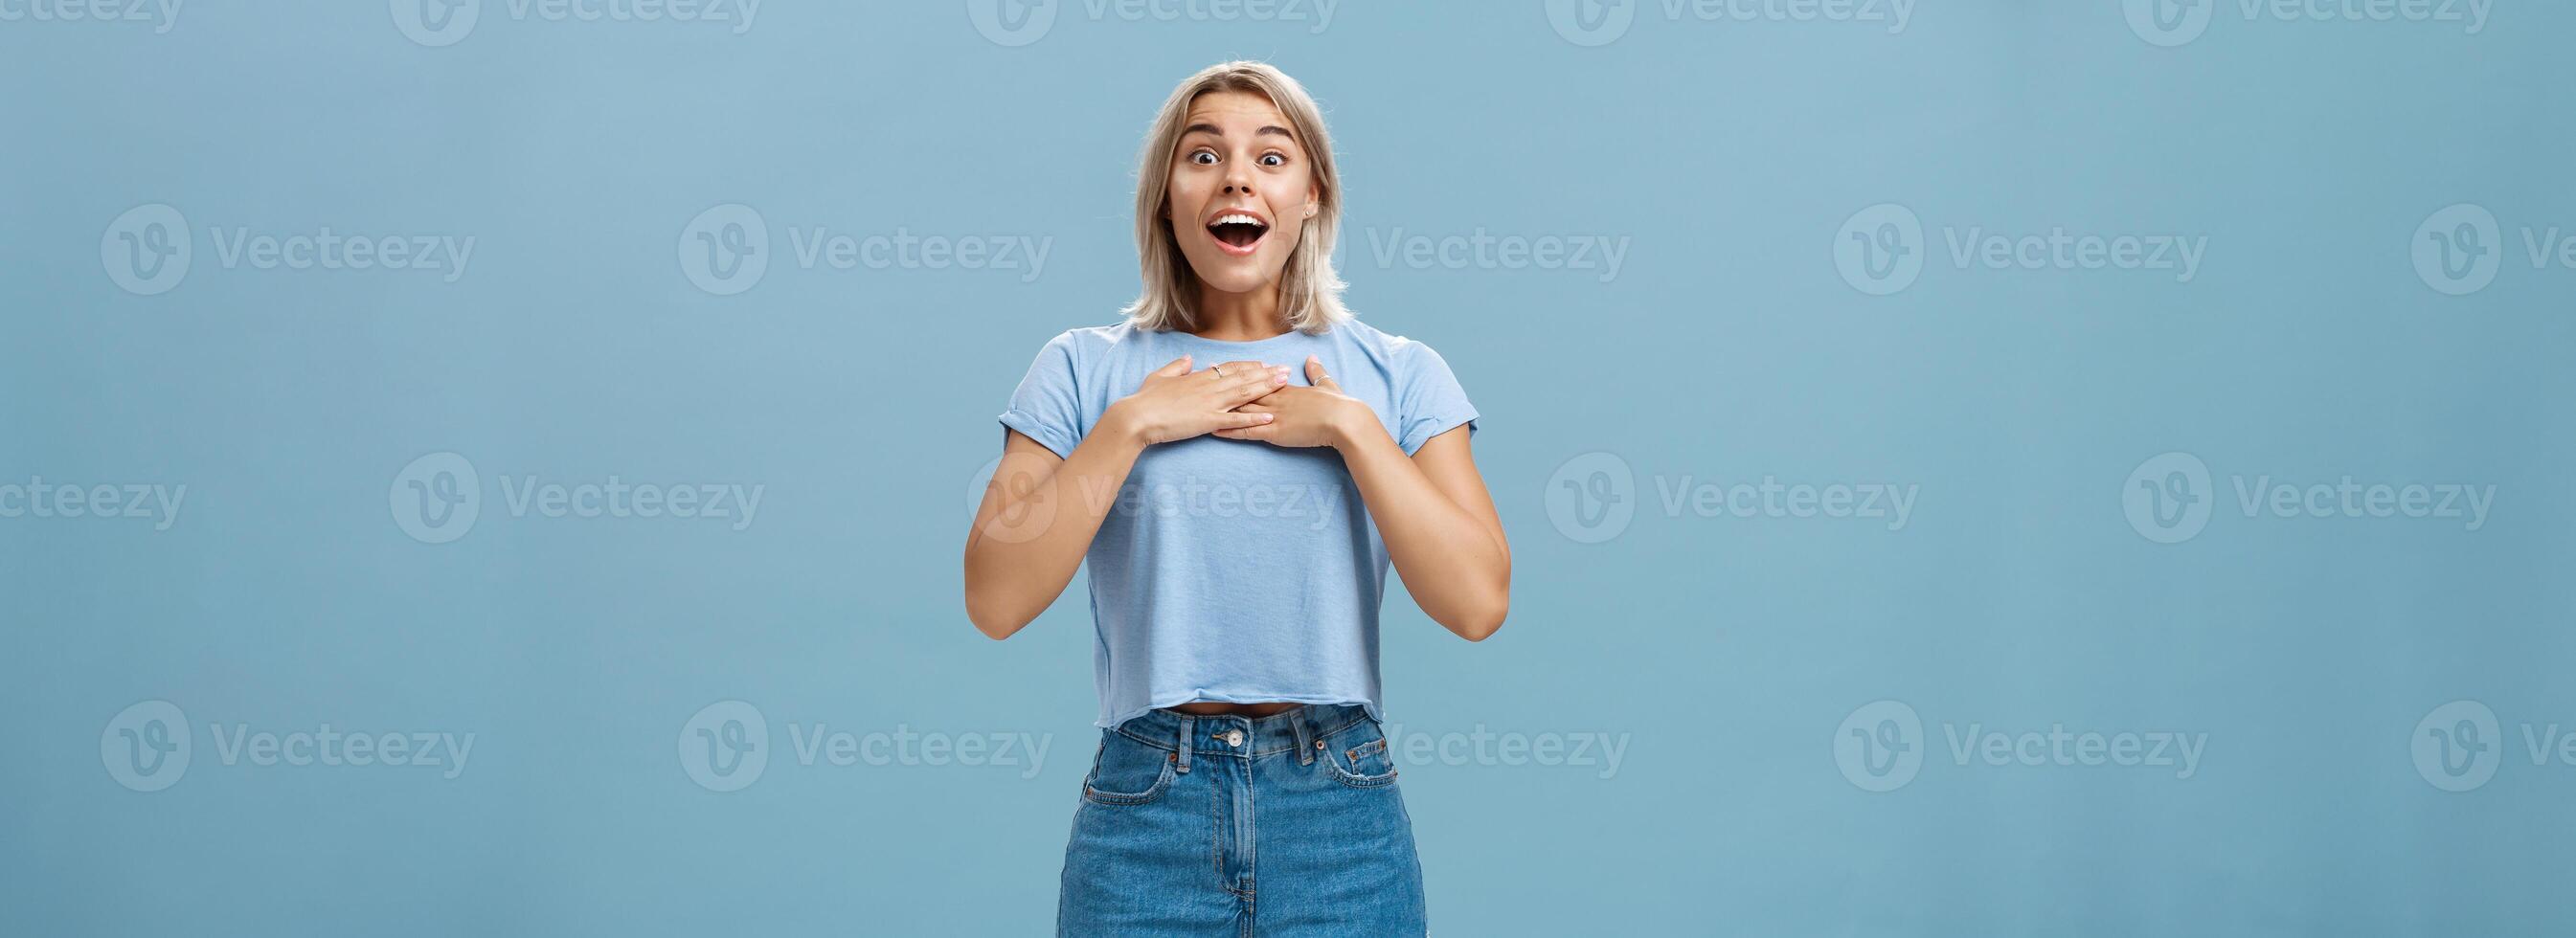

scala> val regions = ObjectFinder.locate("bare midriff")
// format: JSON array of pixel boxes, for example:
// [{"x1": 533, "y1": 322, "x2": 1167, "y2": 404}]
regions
[{"x1": 1162, "y1": 702, "x2": 1302, "y2": 718}]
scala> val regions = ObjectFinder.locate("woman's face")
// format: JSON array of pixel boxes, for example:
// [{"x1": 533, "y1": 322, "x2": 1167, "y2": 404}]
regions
[{"x1": 1164, "y1": 90, "x2": 1318, "y2": 300}]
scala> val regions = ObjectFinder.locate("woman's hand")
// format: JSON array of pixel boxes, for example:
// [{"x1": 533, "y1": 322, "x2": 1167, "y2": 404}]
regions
[
  {"x1": 1214, "y1": 355, "x2": 1371, "y2": 449},
  {"x1": 1102, "y1": 355, "x2": 1290, "y2": 446}
]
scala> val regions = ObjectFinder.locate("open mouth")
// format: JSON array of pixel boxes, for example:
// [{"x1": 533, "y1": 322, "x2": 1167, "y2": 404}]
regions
[{"x1": 1206, "y1": 212, "x2": 1270, "y2": 256}]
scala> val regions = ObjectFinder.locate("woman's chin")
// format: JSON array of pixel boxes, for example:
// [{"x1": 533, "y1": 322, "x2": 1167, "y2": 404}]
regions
[{"x1": 1188, "y1": 266, "x2": 1281, "y2": 297}]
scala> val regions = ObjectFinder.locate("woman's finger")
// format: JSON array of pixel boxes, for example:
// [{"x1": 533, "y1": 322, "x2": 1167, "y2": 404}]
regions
[
  {"x1": 1222, "y1": 367, "x2": 1288, "y2": 405},
  {"x1": 1305, "y1": 355, "x2": 1339, "y2": 391},
  {"x1": 1221, "y1": 411, "x2": 1275, "y2": 428}
]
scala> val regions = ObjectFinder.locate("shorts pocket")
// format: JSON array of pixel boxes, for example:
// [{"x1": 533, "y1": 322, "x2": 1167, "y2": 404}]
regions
[
  {"x1": 1080, "y1": 732, "x2": 1177, "y2": 806},
  {"x1": 1322, "y1": 724, "x2": 1400, "y2": 789}
]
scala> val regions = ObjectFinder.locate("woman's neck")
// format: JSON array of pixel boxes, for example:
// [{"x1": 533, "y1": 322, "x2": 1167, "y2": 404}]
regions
[{"x1": 1190, "y1": 283, "x2": 1290, "y2": 341}]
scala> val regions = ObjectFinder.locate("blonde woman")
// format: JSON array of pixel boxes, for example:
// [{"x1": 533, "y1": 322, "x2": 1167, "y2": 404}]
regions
[{"x1": 964, "y1": 61, "x2": 1510, "y2": 936}]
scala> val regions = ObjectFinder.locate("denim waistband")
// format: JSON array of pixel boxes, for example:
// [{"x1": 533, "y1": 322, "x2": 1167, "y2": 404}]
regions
[{"x1": 1113, "y1": 704, "x2": 1376, "y2": 764}]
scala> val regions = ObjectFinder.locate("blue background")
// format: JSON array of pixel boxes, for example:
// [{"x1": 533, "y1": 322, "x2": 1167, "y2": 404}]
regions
[{"x1": 6, "y1": 1, "x2": 2572, "y2": 934}]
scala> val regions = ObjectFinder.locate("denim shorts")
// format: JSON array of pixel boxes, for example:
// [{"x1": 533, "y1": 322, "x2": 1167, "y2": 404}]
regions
[{"x1": 1057, "y1": 704, "x2": 1427, "y2": 936}]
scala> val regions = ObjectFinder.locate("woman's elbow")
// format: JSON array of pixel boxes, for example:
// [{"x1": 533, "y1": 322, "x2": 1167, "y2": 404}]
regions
[
  {"x1": 1446, "y1": 598, "x2": 1507, "y2": 642},
  {"x1": 962, "y1": 585, "x2": 1029, "y2": 640}
]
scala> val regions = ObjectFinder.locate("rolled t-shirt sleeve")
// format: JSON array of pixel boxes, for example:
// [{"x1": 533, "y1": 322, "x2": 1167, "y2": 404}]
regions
[
  {"x1": 1395, "y1": 340, "x2": 1480, "y2": 456},
  {"x1": 998, "y1": 330, "x2": 1084, "y2": 458}
]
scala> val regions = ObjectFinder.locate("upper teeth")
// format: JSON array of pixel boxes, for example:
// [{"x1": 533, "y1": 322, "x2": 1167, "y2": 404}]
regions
[{"x1": 1213, "y1": 213, "x2": 1263, "y2": 228}]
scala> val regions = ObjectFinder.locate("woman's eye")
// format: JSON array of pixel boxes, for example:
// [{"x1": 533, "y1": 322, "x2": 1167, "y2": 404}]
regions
[
  {"x1": 1259, "y1": 153, "x2": 1285, "y2": 168},
  {"x1": 1189, "y1": 151, "x2": 1218, "y2": 166}
]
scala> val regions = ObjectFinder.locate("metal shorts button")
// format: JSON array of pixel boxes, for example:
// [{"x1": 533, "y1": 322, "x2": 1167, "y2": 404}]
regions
[{"x1": 1224, "y1": 729, "x2": 1245, "y2": 747}]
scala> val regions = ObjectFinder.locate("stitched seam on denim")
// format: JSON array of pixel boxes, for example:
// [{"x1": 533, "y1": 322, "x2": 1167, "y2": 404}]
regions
[
  {"x1": 1113, "y1": 726, "x2": 1178, "y2": 752},
  {"x1": 1080, "y1": 758, "x2": 1173, "y2": 805},
  {"x1": 1247, "y1": 713, "x2": 1370, "y2": 758},
  {"x1": 1323, "y1": 745, "x2": 1399, "y2": 787},
  {"x1": 1241, "y1": 759, "x2": 1257, "y2": 901}
]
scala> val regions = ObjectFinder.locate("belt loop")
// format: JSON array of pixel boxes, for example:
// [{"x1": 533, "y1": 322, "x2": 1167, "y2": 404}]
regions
[
  {"x1": 1174, "y1": 716, "x2": 1193, "y2": 773},
  {"x1": 1290, "y1": 709, "x2": 1314, "y2": 765}
]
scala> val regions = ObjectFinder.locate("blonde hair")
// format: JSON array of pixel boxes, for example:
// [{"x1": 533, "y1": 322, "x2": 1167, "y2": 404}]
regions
[{"x1": 1122, "y1": 61, "x2": 1351, "y2": 335}]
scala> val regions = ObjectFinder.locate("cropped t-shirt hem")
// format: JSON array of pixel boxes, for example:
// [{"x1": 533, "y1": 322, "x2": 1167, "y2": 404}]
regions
[
  {"x1": 998, "y1": 409, "x2": 1077, "y2": 459},
  {"x1": 1399, "y1": 410, "x2": 1480, "y2": 457},
  {"x1": 1102, "y1": 692, "x2": 1384, "y2": 729}
]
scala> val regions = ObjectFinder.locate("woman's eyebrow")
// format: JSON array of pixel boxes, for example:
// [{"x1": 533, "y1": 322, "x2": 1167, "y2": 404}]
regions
[{"x1": 1181, "y1": 123, "x2": 1299, "y2": 143}]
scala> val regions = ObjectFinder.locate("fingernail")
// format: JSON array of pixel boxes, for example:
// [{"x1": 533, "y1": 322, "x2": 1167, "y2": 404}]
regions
[{"x1": 1260, "y1": 413, "x2": 1275, "y2": 422}]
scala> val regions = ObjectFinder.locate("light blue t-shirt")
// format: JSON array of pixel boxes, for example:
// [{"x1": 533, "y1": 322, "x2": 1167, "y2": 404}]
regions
[{"x1": 999, "y1": 318, "x2": 1480, "y2": 728}]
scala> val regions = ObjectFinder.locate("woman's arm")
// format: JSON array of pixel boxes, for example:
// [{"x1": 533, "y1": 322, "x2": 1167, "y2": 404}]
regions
[
  {"x1": 1218, "y1": 356, "x2": 1511, "y2": 640},
  {"x1": 964, "y1": 356, "x2": 1287, "y2": 639},
  {"x1": 962, "y1": 426, "x2": 1142, "y2": 640},
  {"x1": 1333, "y1": 417, "x2": 1511, "y2": 641}
]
